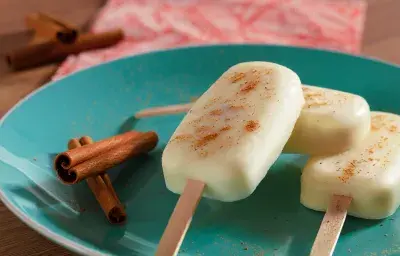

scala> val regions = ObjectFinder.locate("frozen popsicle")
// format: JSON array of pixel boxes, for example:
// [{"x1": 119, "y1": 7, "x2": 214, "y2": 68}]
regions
[
  {"x1": 162, "y1": 61, "x2": 304, "y2": 201},
  {"x1": 156, "y1": 61, "x2": 304, "y2": 255},
  {"x1": 135, "y1": 85, "x2": 371, "y2": 156},
  {"x1": 284, "y1": 85, "x2": 370, "y2": 155},
  {"x1": 302, "y1": 111, "x2": 400, "y2": 255}
]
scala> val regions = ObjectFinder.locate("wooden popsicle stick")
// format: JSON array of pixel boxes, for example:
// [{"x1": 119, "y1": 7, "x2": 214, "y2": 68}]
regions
[
  {"x1": 135, "y1": 103, "x2": 193, "y2": 118},
  {"x1": 155, "y1": 179, "x2": 205, "y2": 256},
  {"x1": 310, "y1": 195, "x2": 352, "y2": 256}
]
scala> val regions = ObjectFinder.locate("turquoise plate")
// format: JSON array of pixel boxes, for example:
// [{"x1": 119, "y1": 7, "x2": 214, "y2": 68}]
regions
[{"x1": 1, "y1": 45, "x2": 400, "y2": 256}]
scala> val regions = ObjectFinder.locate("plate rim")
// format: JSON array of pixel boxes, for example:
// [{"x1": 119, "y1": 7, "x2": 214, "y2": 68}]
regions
[{"x1": 0, "y1": 43, "x2": 399, "y2": 255}]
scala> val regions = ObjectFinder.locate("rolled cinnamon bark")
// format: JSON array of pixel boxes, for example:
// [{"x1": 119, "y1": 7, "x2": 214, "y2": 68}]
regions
[
  {"x1": 56, "y1": 131, "x2": 159, "y2": 184},
  {"x1": 6, "y1": 29, "x2": 124, "y2": 70},
  {"x1": 25, "y1": 12, "x2": 79, "y2": 44},
  {"x1": 80, "y1": 136, "x2": 122, "y2": 206},
  {"x1": 56, "y1": 130, "x2": 143, "y2": 170},
  {"x1": 68, "y1": 138, "x2": 126, "y2": 224}
]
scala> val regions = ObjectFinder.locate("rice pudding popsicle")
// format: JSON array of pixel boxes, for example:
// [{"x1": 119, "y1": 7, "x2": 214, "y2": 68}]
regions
[
  {"x1": 157, "y1": 62, "x2": 304, "y2": 255},
  {"x1": 284, "y1": 85, "x2": 370, "y2": 155},
  {"x1": 301, "y1": 111, "x2": 400, "y2": 219},
  {"x1": 162, "y1": 61, "x2": 304, "y2": 202}
]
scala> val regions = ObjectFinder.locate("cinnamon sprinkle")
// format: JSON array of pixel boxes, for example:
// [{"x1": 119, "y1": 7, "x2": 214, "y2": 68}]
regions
[
  {"x1": 306, "y1": 100, "x2": 329, "y2": 108},
  {"x1": 199, "y1": 151, "x2": 209, "y2": 157},
  {"x1": 389, "y1": 125, "x2": 397, "y2": 132},
  {"x1": 204, "y1": 97, "x2": 221, "y2": 109},
  {"x1": 371, "y1": 114, "x2": 387, "y2": 130},
  {"x1": 230, "y1": 72, "x2": 245, "y2": 83},
  {"x1": 195, "y1": 133, "x2": 219, "y2": 148},
  {"x1": 229, "y1": 105, "x2": 244, "y2": 111},
  {"x1": 195, "y1": 126, "x2": 213, "y2": 135},
  {"x1": 264, "y1": 69, "x2": 272, "y2": 75},
  {"x1": 304, "y1": 92, "x2": 324, "y2": 100},
  {"x1": 209, "y1": 109, "x2": 223, "y2": 116},
  {"x1": 240, "y1": 80, "x2": 258, "y2": 93},
  {"x1": 220, "y1": 125, "x2": 232, "y2": 132},
  {"x1": 338, "y1": 160, "x2": 357, "y2": 183},
  {"x1": 371, "y1": 123, "x2": 379, "y2": 131},
  {"x1": 172, "y1": 134, "x2": 193, "y2": 142},
  {"x1": 189, "y1": 116, "x2": 203, "y2": 125},
  {"x1": 245, "y1": 120, "x2": 260, "y2": 132}
]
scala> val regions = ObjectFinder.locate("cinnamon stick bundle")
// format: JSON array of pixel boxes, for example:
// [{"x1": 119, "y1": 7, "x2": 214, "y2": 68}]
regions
[
  {"x1": 7, "y1": 29, "x2": 124, "y2": 70},
  {"x1": 69, "y1": 137, "x2": 126, "y2": 224},
  {"x1": 55, "y1": 131, "x2": 158, "y2": 184}
]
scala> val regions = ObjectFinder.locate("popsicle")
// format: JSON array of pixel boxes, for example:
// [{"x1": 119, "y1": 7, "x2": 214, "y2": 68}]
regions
[
  {"x1": 135, "y1": 85, "x2": 371, "y2": 156},
  {"x1": 156, "y1": 61, "x2": 305, "y2": 255},
  {"x1": 302, "y1": 111, "x2": 400, "y2": 255},
  {"x1": 283, "y1": 85, "x2": 370, "y2": 155}
]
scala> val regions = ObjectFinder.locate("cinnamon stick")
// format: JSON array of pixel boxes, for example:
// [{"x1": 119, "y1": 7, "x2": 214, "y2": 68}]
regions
[
  {"x1": 55, "y1": 131, "x2": 159, "y2": 184},
  {"x1": 6, "y1": 29, "x2": 124, "y2": 70},
  {"x1": 58, "y1": 130, "x2": 143, "y2": 170},
  {"x1": 69, "y1": 138, "x2": 126, "y2": 224},
  {"x1": 26, "y1": 12, "x2": 78, "y2": 44},
  {"x1": 79, "y1": 136, "x2": 122, "y2": 206}
]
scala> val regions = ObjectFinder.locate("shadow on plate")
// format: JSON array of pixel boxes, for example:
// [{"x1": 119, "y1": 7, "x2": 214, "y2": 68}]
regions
[{"x1": 118, "y1": 116, "x2": 139, "y2": 134}]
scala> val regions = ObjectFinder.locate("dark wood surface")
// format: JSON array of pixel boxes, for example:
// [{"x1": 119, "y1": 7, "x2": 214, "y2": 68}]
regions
[{"x1": 0, "y1": 0, "x2": 399, "y2": 255}]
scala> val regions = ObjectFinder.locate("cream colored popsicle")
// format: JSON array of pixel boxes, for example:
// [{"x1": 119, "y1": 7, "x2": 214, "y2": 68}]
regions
[
  {"x1": 284, "y1": 85, "x2": 371, "y2": 155},
  {"x1": 301, "y1": 111, "x2": 400, "y2": 219},
  {"x1": 162, "y1": 61, "x2": 305, "y2": 202}
]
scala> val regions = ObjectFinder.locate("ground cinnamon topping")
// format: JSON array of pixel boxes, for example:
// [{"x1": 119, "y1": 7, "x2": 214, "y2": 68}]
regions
[
  {"x1": 264, "y1": 69, "x2": 272, "y2": 75},
  {"x1": 389, "y1": 125, "x2": 397, "y2": 132},
  {"x1": 245, "y1": 120, "x2": 260, "y2": 132},
  {"x1": 304, "y1": 92, "x2": 324, "y2": 100},
  {"x1": 338, "y1": 160, "x2": 357, "y2": 183},
  {"x1": 195, "y1": 133, "x2": 219, "y2": 148},
  {"x1": 220, "y1": 125, "x2": 232, "y2": 132},
  {"x1": 371, "y1": 114, "x2": 387, "y2": 130},
  {"x1": 199, "y1": 151, "x2": 209, "y2": 157},
  {"x1": 371, "y1": 114, "x2": 398, "y2": 132},
  {"x1": 230, "y1": 72, "x2": 245, "y2": 83},
  {"x1": 209, "y1": 109, "x2": 223, "y2": 116},
  {"x1": 240, "y1": 80, "x2": 258, "y2": 93},
  {"x1": 204, "y1": 97, "x2": 221, "y2": 109},
  {"x1": 195, "y1": 126, "x2": 213, "y2": 135},
  {"x1": 229, "y1": 105, "x2": 244, "y2": 111},
  {"x1": 371, "y1": 123, "x2": 379, "y2": 131},
  {"x1": 172, "y1": 134, "x2": 193, "y2": 142}
]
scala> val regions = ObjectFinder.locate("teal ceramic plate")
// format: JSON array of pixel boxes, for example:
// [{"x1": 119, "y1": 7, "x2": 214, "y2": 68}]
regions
[{"x1": 1, "y1": 45, "x2": 400, "y2": 256}]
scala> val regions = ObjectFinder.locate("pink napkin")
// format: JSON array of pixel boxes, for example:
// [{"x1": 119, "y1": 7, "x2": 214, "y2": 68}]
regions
[{"x1": 52, "y1": 0, "x2": 367, "y2": 80}]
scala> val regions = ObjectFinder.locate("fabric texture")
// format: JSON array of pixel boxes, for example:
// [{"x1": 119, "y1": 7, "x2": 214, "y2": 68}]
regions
[{"x1": 53, "y1": 0, "x2": 367, "y2": 80}]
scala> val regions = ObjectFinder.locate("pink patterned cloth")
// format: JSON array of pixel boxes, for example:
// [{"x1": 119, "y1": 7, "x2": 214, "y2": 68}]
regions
[{"x1": 53, "y1": 0, "x2": 367, "y2": 80}]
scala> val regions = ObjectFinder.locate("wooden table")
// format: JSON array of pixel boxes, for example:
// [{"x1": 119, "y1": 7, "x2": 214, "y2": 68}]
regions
[{"x1": 0, "y1": 0, "x2": 399, "y2": 255}]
